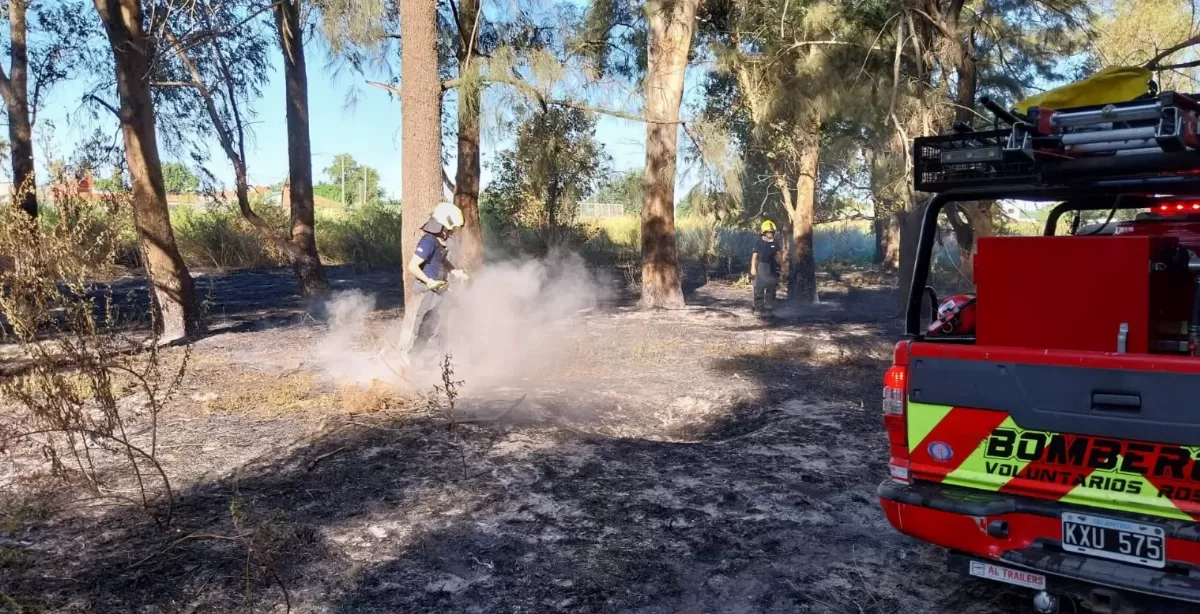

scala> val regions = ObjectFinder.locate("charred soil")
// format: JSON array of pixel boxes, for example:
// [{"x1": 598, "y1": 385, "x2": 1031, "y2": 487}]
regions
[{"x1": 0, "y1": 266, "x2": 1024, "y2": 613}]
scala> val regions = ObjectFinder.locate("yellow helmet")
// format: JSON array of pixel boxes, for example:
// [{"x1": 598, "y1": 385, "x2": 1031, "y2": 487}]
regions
[{"x1": 761, "y1": 220, "x2": 777, "y2": 233}]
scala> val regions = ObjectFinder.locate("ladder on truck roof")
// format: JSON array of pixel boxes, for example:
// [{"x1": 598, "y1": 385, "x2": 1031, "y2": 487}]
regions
[
  {"x1": 913, "y1": 91, "x2": 1200, "y2": 201},
  {"x1": 904, "y1": 90, "x2": 1200, "y2": 338}
]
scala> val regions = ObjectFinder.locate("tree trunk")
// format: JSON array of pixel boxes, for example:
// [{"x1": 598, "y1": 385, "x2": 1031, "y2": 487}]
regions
[
  {"x1": 453, "y1": 0, "x2": 484, "y2": 270},
  {"x1": 94, "y1": 0, "x2": 199, "y2": 342},
  {"x1": 947, "y1": 201, "x2": 992, "y2": 287},
  {"x1": 884, "y1": 213, "x2": 901, "y2": 269},
  {"x1": 275, "y1": 0, "x2": 330, "y2": 298},
  {"x1": 1, "y1": 0, "x2": 36, "y2": 217},
  {"x1": 896, "y1": 202, "x2": 926, "y2": 315},
  {"x1": 639, "y1": 0, "x2": 699, "y2": 310},
  {"x1": 788, "y1": 125, "x2": 820, "y2": 304},
  {"x1": 546, "y1": 163, "x2": 560, "y2": 235},
  {"x1": 873, "y1": 218, "x2": 886, "y2": 265},
  {"x1": 400, "y1": 0, "x2": 444, "y2": 312},
  {"x1": 947, "y1": 5, "x2": 991, "y2": 286}
]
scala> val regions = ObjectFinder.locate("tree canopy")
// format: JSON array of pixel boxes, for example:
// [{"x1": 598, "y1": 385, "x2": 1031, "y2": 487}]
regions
[{"x1": 484, "y1": 105, "x2": 610, "y2": 230}]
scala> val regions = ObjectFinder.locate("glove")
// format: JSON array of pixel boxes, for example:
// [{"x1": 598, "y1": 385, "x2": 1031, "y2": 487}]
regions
[
  {"x1": 451, "y1": 270, "x2": 470, "y2": 282},
  {"x1": 428, "y1": 280, "x2": 449, "y2": 293}
]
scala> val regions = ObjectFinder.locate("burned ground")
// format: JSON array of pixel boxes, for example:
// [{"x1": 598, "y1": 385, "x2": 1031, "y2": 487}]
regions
[{"x1": 0, "y1": 266, "x2": 1026, "y2": 613}]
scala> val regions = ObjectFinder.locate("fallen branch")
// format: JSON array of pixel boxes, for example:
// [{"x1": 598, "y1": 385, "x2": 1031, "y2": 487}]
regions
[
  {"x1": 128, "y1": 531, "x2": 254, "y2": 569},
  {"x1": 305, "y1": 446, "x2": 348, "y2": 472}
]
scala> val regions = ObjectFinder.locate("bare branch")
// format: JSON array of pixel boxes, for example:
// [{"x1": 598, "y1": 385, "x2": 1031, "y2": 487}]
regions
[
  {"x1": 367, "y1": 80, "x2": 401, "y2": 95},
  {"x1": 84, "y1": 94, "x2": 120, "y2": 118},
  {"x1": 885, "y1": 18, "x2": 905, "y2": 128},
  {"x1": 161, "y1": 27, "x2": 309, "y2": 266},
  {"x1": 1147, "y1": 34, "x2": 1200, "y2": 69},
  {"x1": 0, "y1": 59, "x2": 12, "y2": 109},
  {"x1": 1156, "y1": 58, "x2": 1200, "y2": 71},
  {"x1": 166, "y1": 0, "x2": 288, "y2": 61},
  {"x1": 910, "y1": 8, "x2": 956, "y2": 41}
]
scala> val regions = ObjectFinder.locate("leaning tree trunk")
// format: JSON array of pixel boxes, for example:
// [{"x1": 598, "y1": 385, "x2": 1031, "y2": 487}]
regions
[
  {"x1": 165, "y1": 19, "x2": 328, "y2": 298},
  {"x1": 94, "y1": 0, "x2": 199, "y2": 342},
  {"x1": 639, "y1": 0, "x2": 700, "y2": 310},
  {"x1": 453, "y1": 0, "x2": 484, "y2": 270},
  {"x1": 276, "y1": 0, "x2": 330, "y2": 297},
  {"x1": 400, "y1": 0, "x2": 444, "y2": 311},
  {"x1": 789, "y1": 124, "x2": 820, "y2": 304},
  {"x1": 1, "y1": 0, "x2": 36, "y2": 217}
]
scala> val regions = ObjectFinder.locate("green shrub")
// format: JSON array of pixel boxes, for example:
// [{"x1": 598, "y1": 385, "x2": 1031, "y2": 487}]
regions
[
  {"x1": 316, "y1": 203, "x2": 404, "y2": 269},
  {"x1": 39, "y1": 200, "x2": 141, "y2": 274},
  {"x1": 171, "y1": 203, "x2": 287, "y2": 270}
]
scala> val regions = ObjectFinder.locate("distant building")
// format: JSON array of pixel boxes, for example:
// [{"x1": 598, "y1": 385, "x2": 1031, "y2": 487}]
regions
[
  {"x1": 266, "y1": 180, "x2": 347, "y2": 216},
  {"x1": 29, "y1": 170, "x2": 350, "y2": 216},
  {"x1": 577, "y1": 202, "x2": 627, "y2": 219}
]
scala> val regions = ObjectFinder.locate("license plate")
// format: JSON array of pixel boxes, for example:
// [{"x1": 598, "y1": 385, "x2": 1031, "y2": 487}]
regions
[
  {"x1": 1061, "y1": 512, "x2": 1166, "y2": 568},
  {"x1": 968, "y1": 560, "x2": 1047, "y2": 590}
]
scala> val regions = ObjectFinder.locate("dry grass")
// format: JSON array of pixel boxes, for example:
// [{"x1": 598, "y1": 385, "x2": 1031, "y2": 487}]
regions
[
  {"x1": 191, "y1": 367, "x2": 411, "y2": 419},
  {"x1": 338, "y1": 380, "x2": 407, "y2": 414},
  {"x1": 200, "y1": 372, "x2": 324, "y2": 417},
  {"x1": 625, "y1": 338, "x2": 680, "y2": 362}
]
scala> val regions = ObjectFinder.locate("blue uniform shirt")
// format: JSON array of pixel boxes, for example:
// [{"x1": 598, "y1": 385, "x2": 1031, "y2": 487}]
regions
[
  {"x1": 413, "y1": 234, "x2": 448, "y2": 289},
  {"x1": 754, "y1": 237, "x2": 781, "y2": 275}
]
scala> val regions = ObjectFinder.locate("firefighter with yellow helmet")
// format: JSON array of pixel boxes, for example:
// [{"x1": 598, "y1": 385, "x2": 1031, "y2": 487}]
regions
[
  {"x1": 400, "y1": 201, "x2": 470, "y2": 357},
  {"x1": 750, "y1": 220, "x2": 783, "y2": 314}
]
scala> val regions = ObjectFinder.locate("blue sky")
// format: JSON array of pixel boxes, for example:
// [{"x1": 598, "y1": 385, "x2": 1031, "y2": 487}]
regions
[{"x1": 32, "y1": 42, "x2": 702, "y2": 203}]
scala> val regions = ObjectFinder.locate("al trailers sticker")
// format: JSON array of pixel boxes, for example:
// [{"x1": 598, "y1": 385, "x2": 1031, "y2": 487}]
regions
[{"x1": 968, "y1": 560, "x2": 1047, "y2": 590}]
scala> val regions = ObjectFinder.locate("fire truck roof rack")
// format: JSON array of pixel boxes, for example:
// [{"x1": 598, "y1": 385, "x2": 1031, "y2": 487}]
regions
[
  {"x1": 913, "y1": 146, "x2": 1200, "y2": 198},
  {"x1": 915, "y1": 89, "x2": 1200, "y2": 194}
]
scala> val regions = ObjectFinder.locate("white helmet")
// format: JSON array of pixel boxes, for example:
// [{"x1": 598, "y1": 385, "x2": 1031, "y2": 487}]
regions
[{"x1": 432, "y1": 202, "x2": 464, "y2": 231}]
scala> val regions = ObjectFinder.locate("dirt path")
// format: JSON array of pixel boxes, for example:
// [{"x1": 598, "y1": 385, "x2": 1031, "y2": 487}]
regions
[{"x1": 0, "y1": 266, "x2": 1026, "y2": 613}]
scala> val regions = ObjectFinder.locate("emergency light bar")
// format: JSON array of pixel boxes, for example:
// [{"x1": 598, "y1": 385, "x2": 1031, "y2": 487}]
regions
[{"x1": 1155, "y1": 201, "x2": 1200, "y2": 213}]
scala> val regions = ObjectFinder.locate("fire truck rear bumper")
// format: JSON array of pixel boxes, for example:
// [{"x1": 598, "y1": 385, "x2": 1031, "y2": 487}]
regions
[{"x1": 879, "y1": 480, "x2": 1200, "y2": 610}]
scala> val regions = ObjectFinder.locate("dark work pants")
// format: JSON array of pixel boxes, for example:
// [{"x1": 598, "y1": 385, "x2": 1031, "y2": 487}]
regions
[
  {"x1": 400, "y1": 287, "x2": 445, "y2": 357},
  {"x1": 753, "y1": 271, "x2": 779, "y2": 313}
]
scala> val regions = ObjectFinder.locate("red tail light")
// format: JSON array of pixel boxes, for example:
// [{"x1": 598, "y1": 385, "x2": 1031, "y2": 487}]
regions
[
  {"x1": 883, "y1": 350, "x2": 910, "y2": 483},
  {"x1": 1156, "y1": 200, "x2": 1200, "y2": 214}
]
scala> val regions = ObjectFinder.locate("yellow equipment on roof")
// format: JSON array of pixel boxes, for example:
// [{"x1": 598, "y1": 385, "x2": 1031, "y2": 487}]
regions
[{"x1": 1013, "y1": 66, "x2": 1153, "y2": 114}]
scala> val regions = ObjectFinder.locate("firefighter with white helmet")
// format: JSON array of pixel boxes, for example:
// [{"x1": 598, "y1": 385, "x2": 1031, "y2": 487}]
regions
[{"x1": 400, "y1": 201, "x2": 470, "y2": 357}]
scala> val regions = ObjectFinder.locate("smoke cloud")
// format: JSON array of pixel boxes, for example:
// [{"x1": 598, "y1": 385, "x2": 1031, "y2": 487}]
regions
[{"x1": 316, "y1": 248, "x2": 609, "y2": 392}]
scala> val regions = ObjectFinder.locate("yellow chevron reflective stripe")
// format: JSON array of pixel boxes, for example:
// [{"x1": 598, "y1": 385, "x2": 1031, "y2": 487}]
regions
[
  {"x1": 944, "y1": 417, "x2": 1031, "y2": 492},
  {"x1": 906, "y1": 401, "x2": 953, "y2": 448},
  {"x1": 908, "y1": 407, "x2": 1200, "y2": 521},
  {"x1": 1057, "y1": 456, "x2": 1194, "y2": 521}
]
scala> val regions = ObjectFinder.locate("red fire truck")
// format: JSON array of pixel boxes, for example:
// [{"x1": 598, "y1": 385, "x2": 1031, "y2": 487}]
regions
[{"x1": 878, "y1": 73, "x2": 1200, "y2": 614}]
